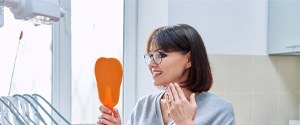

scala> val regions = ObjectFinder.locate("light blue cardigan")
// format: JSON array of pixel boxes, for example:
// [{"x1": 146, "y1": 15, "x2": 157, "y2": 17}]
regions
[{"x1": 127, "y1": 91, "x2": 236, "y2": 125}]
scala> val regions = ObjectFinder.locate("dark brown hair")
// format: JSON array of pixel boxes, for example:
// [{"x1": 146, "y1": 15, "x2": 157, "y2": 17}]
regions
[{"x1": 146, "y1": 24, "x2": 213, "y2": 93}]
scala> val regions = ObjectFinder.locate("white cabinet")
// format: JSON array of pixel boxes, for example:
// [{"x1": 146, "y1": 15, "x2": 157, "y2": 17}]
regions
[{"x1": 268, "y1": 0, "x2": 300, "y2": 55}]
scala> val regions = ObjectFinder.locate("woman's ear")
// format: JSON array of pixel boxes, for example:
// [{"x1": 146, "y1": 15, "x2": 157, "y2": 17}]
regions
[
  {"x1": 185, "y1": 51, "x2": 191, "y2": 69},
  {"x1": 186, "y1": 63, "x2": 191, "y2": 69}
]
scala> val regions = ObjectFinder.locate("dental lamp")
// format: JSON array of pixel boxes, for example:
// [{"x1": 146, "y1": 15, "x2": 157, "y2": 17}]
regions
[
  {"x1": 0, "y1": 0, "x2": 65, "y2": 28},
  {"x1": 0, "y1": 6, "x2": 3, "y2": 27}
]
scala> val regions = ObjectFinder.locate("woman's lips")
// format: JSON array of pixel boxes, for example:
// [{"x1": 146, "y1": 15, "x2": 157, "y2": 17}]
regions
[
  {"x1": 152, "y1": 71, "x2": 162, "y2": 77},
  {"x1": 152, "y1": 69, "x2": 162, "y2": 77}
]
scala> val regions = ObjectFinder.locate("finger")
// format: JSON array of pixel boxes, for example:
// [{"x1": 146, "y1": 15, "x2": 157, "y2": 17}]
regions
[
  {"x1": 164, "y1": 92, "x2": 170, "y2": 107},
  {"x1": 190, "y1": 93, "x2": 196, "y2": 105},
  {"x1": 112, "y1": 108, "x2": 120, "y2": 119},
  {"x1": 169, "y1": 83, "x2": 180, "y2": 101},
  {"x1": 99, "y1": 105, "x2": 112, "y2": 114},
  {"x1": 97, "y1": 120, "x2": 102, "y2": 125},
  {"x1": 99, "y1": 113, "x2": 117, "y2": 124},
  {"x1": 164, "y1": 93, "x2": 171, "y2": 116},
  {"x1": 167, "y1": 86, "x2": 174, "y2": 103},
  {"x1": 174, "y1": 83, "x2": 186, "y2": 100},
  {"x1": 97, "y1": 120, "x2": 105, "y2": 125},
  {"x1": 99, "y1": 118, "x2": 114, "y2": 125},
  {"x1": 167, "y1": 86, "x2": 175, "y2": 108}
]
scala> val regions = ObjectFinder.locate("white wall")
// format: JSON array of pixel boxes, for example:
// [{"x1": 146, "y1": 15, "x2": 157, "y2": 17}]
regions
[{"x1": 168, "y1": 0, "x2": 268, "y2": 55}]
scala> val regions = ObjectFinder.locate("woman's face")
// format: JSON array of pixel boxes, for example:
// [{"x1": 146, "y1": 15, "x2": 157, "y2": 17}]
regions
[{"x1": 148, "y1": 43, "x2": 191, "y2": 87}]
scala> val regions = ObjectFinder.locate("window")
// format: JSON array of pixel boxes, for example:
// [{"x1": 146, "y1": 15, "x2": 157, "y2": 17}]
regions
[
  {"x1": 71, "y1": 0, "x2": 124, "y2": 124},
  {"x1": 0, "y1": 8, "x2": 52, "y2": 101}
]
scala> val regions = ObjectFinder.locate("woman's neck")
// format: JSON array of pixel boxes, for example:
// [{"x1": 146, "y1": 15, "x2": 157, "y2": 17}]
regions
[{"x1": 179, "y1": 86, "x2": 193, "y2": 101}]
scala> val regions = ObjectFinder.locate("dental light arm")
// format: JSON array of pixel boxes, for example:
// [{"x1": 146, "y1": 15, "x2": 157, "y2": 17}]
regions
[{"x1": 0, "y1": 0, "x2": 65, "y2": 28}]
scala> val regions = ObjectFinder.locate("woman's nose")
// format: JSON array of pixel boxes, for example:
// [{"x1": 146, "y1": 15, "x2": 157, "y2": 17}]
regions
[{"x1": 148, "y1": 58, "x2": 157, "y2": 66}]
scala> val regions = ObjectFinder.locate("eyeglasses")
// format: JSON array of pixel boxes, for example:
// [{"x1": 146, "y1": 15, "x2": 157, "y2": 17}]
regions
[{"x1": 144, "y1": 52, "x2": 165, "y2": 65}]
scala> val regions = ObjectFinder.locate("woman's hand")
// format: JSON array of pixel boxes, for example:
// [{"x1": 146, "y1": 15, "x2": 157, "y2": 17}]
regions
[
  {"x1": 166, "y1": 83, "x2": 197, "y2": 125},
  {"x1": 97, "y1": 105, "x2": 121, "y2": 125}
]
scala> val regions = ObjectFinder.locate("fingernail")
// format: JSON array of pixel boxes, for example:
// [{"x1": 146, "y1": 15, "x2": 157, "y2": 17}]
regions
[{"x1": 107, "y1": 109, "x2": 111, "y2": 113}]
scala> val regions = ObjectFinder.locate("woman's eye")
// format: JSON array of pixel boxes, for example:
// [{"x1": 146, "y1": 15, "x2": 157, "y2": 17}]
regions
[{"x1": 159, "y1": 53, "x2": 167, "y2": 58}]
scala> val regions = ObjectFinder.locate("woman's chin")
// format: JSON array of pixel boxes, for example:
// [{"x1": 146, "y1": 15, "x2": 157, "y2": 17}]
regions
[
  {"x1": 154, "y1": 84, "x2": 167, "y2": 90},
  {"x1": 153, "y1": 81, "x2": 162, "y2": 86},
  {"x1": 154, "y1": 82, "x2": 167, "y2": 87}
]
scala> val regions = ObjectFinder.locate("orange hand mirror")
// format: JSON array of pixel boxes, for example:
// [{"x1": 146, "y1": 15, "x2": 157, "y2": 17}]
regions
[{"x1": 95, "y1": 57, "x2": 123, "y2": 111}]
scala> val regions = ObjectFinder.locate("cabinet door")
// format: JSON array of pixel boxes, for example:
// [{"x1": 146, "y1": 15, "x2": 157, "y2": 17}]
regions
[{"x1": 268, "y1": 0, "x2": 300, "y2": 55}]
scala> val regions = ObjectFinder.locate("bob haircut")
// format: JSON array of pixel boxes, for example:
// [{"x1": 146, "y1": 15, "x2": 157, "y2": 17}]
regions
[{"x1": 146, "y1": 24, "x2": 213, "y2": 93}]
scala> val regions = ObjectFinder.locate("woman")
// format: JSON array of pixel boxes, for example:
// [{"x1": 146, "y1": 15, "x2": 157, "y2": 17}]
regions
[{"x1": 97, "y1": 24, "x2": 236, "y2": 125}]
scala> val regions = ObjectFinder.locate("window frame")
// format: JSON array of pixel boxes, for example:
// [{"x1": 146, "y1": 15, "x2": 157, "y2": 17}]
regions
[
  {"x1": 52, "y1": 0, "x2": 71, "y2": 124},
  {"x1": 123, "y1": 0, "x2": 138, "y2": 123}
]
